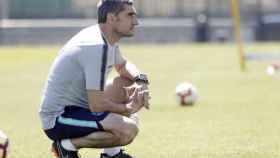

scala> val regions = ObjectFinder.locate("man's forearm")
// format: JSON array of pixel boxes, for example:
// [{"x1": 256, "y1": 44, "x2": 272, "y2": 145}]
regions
[
  {"x1": 103, "y1": 99, "x2": 130, "y2": 116},
  {"x1": 89, "y1": 99, "x2": 130, "y2": 116},
  {"x1": 116, "y1": 61, "x2": 140, "y2": 81}
]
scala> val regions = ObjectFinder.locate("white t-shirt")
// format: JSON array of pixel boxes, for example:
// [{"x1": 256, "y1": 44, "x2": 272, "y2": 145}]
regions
[{"x1": 39, "y1": 25, "x2": 125, "y2": 129}]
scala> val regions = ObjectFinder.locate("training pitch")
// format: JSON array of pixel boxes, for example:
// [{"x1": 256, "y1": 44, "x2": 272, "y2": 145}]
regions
[{"x1": 0, "y1": 43, "x2": 280, "y2": 158}]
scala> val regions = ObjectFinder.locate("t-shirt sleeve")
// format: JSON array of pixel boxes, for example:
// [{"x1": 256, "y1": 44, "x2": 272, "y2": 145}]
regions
[
  {"x1": 78, "y1": 46, "x2": 107, "y2": 91},
  {"x1": 115, "y1": 46, "x2": 126, "y2": 65}
]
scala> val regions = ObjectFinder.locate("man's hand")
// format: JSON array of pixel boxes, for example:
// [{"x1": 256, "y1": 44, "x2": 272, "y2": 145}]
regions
[
  {"x1": 135, "y1": 83, "x2": 151, "y2": 109},
  {"x1": 124, "y1": 83, "x2": 151, "y2": 114}
]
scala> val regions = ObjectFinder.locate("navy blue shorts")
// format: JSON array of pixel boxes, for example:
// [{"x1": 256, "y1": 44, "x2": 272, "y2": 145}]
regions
[{"x1": 45, "y1": 106, "x2": 110, "y2": 141}]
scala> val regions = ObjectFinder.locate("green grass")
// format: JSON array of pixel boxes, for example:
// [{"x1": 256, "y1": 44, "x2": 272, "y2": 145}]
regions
[{"x1": 0, "y1": 43, "x2": 280, "y2": 158}]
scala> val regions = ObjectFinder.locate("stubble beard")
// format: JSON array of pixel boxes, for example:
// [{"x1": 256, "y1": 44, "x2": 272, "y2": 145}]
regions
[
  {"x1": 114, "y1": 25, "x2": 135, "y2": 38},
  {"x1": 117, "y1": 30, "x2": 134, "y2": 38}
]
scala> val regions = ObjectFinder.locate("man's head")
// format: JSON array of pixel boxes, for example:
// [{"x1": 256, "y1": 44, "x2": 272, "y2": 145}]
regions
[{"x1": 97, "y1": 0, "x2": 138, "y2": 37}]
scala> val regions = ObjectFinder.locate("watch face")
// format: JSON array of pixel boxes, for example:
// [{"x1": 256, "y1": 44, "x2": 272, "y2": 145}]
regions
[
  {"x1": 136, "y1": 74, "x2": 149, "y2": 84},
  {"x1": 140, "y1": 74, "x2": 147, "y2": 79}
]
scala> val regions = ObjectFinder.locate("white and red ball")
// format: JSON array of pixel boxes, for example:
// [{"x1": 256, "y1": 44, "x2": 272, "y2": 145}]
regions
[
  {"x1": 176, "y1": 82, "x2": 199, "y2": 105},
  {"x1": 266, "y1": 64, "x2": 279, "y2": 76},
  {"x1": 0, "y1": 130, "x2": 9, "y2": 158}
]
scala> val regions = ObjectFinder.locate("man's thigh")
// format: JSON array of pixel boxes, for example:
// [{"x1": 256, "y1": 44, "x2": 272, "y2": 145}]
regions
[
  {"x1": 45, "y1": 106, "x2": 109, "y2": 140},
  {"x1": 100, "y1": 113, "x2": 139, "y2": 133}
]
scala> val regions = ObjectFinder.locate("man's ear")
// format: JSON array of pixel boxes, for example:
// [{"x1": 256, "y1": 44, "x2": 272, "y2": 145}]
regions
[{"x1": 107, "y1": 13, "x2": 116, "y2": 24}]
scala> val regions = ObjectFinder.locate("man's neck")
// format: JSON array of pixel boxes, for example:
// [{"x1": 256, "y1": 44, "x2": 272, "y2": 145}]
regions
[{"x1": 99, "y1": 24, "x2": 120, "y2": 45}]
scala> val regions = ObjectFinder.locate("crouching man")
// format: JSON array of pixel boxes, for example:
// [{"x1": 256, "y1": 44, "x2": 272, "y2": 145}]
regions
[{"x1": 39, "y1": 0, "x2": 150, "y2": 157}]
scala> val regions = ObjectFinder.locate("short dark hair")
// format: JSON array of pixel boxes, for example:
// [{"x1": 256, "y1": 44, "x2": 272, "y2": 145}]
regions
[{"x1": 97, "y1": 0, "x2": 134, "y2": 23}]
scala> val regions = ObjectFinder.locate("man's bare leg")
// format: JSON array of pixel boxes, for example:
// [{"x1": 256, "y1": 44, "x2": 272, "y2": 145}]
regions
[
  {"x1": 68, "y1": 113, "x2": 138, "y2": 149},
  {"x1": 101, "y1": 77, "x2": 139, "y2": 156},
  {"x1": 71, "y1": 131, "x2": 120, "y2": 149},
  {"x1": 100, "y1": 113, "x2": 139, "y2": 156}
]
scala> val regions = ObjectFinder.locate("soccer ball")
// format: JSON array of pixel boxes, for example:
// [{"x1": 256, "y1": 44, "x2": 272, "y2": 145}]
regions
[
  {"x1": 266, "y1": 64, "x2": 279, "y2": 76},
  {"x1": 0, "y1": 130, "x2": 9, "y2": 158},
  {"x1": 175, "y1": 82, "x2": 199, "y2": 105}
]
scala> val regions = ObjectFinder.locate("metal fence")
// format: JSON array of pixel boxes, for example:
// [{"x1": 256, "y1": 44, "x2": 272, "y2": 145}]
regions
[{"x1": 0, "y1": 0, "x2": 280, "y2": 19}]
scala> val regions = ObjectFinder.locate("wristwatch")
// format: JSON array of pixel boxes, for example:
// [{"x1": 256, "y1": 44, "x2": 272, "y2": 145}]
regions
[{"x1": 134, "y1": 74, "x2": 149, "y2": 85}]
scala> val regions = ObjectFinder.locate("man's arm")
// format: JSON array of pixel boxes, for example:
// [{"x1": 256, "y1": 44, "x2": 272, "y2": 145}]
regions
[
  {"x1": 115, "y1": 60, "x2": 140, "y2": 82},
  {"x1": 114, "y1": 48, "x2": 149, "y2": 84},
  {"x1": 87, "y1": 89, "x2": 143, "y2": 116},
  {"x1": 115, "y1": 60, "x2": 151, "y2": 109}
]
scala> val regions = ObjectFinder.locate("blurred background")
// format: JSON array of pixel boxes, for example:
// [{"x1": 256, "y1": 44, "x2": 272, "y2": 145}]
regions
[{"x1": 1, "y1": 0, "x2": 280, "y2": 45}]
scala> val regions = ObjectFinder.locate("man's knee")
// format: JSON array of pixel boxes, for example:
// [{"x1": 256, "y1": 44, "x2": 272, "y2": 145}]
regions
[
  {"x1": 130, "y1": 113, "x2": 139, "y2": 126},
  {"x1": 117, "y1": 121, "x2": 139, "y2": 146},
  {"x1": 101, "y1": 113, "x2": 139, "y2": 146},
  {"x1": 102, "y1": 123, "x2": 138, "y2": 146}
]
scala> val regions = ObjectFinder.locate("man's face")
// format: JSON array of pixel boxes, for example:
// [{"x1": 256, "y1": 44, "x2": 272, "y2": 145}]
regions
[{"x1": 112, "y1": 4, "x2": 139, "y2": 38}]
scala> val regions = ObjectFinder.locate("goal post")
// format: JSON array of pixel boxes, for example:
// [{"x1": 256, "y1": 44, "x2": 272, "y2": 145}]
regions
[
  {"x1": 231, "y1": 0, "x2": 246, "y2": 71},
  {"x1": 231, "y1": 0, "x2": 280, "y2": 71}
]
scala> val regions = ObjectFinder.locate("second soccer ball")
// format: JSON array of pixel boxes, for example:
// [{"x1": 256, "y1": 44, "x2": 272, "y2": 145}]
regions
[{"x1": 175, "y1": 82, "x2": 199, "y2": 106}]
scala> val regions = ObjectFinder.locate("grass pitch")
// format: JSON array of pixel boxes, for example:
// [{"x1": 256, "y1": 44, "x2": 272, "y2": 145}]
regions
[{"x1": 0, "y1": 43, "x2": 280, "y2": 158}]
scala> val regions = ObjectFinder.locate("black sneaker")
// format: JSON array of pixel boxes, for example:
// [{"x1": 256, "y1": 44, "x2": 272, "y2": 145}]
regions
[
  {"x1": 52, "y1": 141, "x2": 80, "y2": 158},
  {"x1": 100, "y1": 149, "x2": 134, "y2": 158}
]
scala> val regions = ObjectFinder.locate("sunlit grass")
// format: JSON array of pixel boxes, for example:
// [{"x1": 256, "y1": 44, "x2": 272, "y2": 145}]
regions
[{"x1": 0, "y1": 43, "x2": 280, "y2": 158}]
